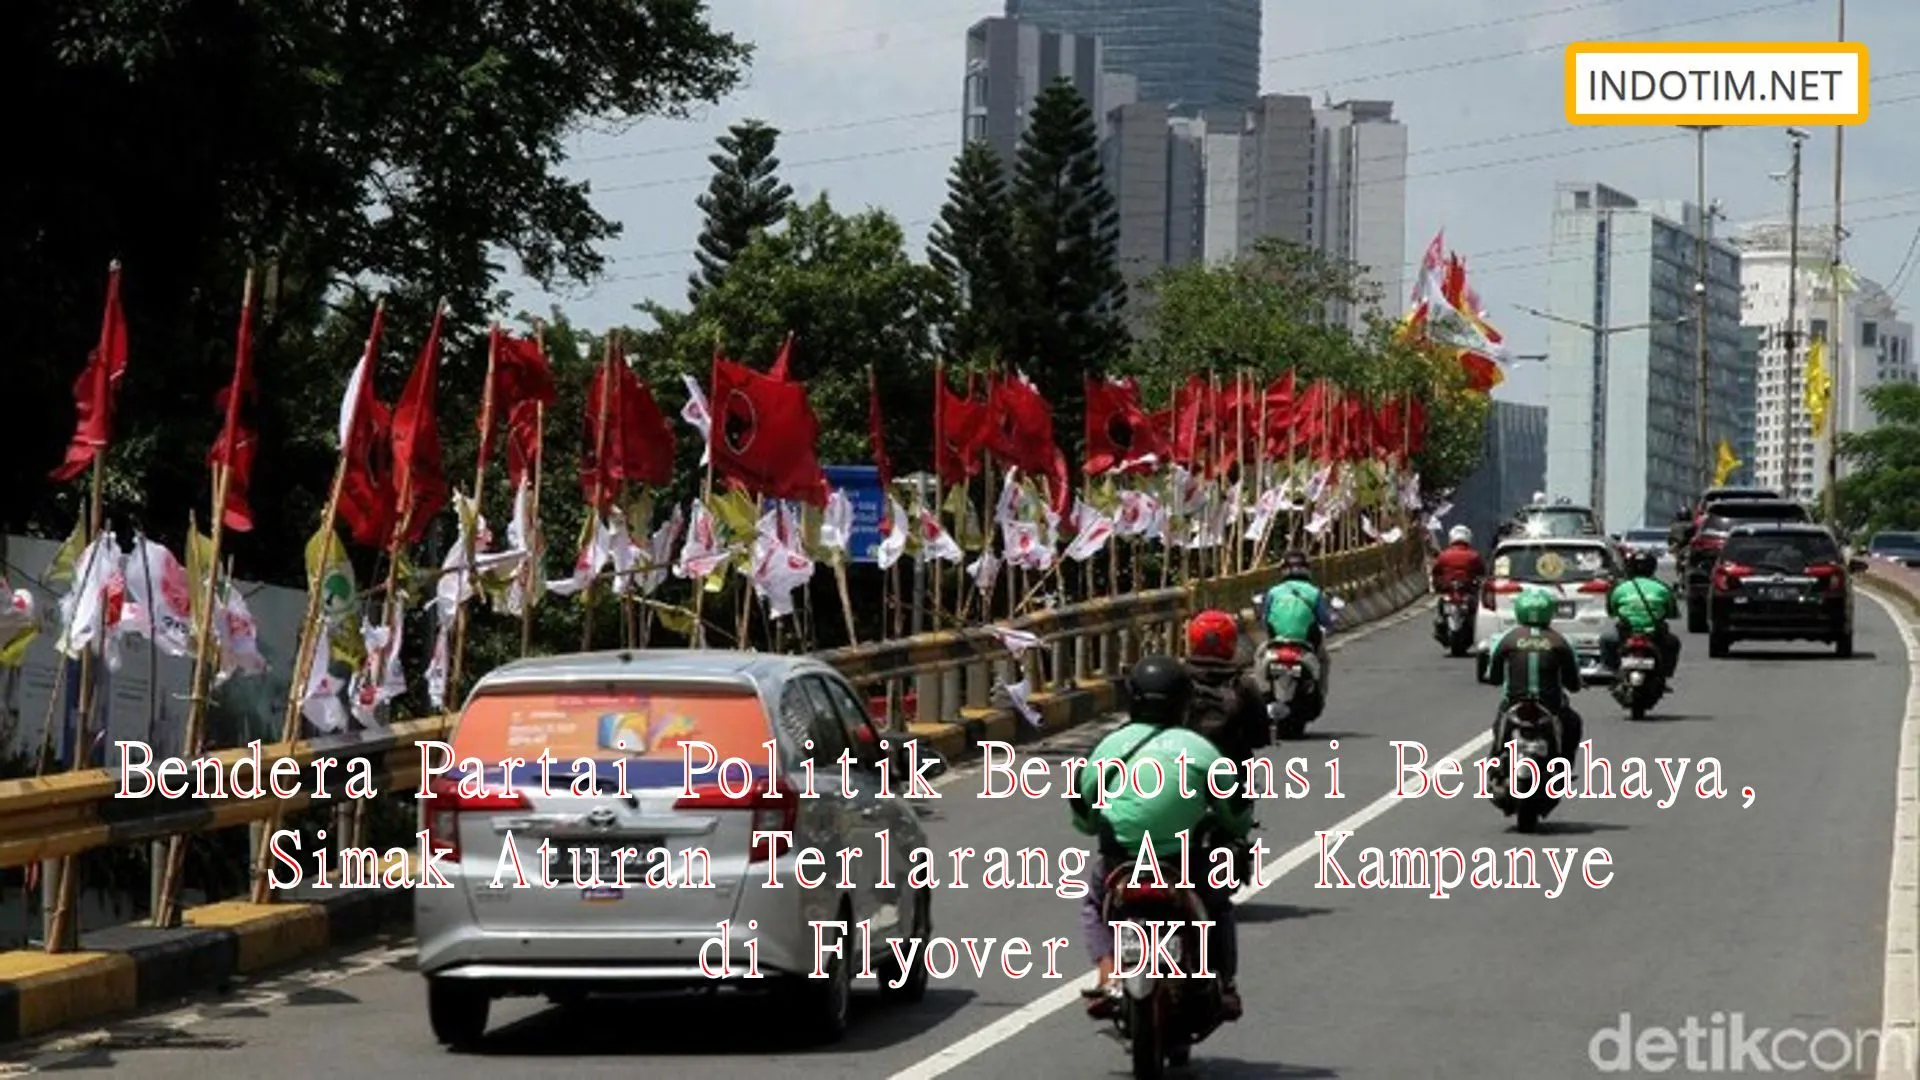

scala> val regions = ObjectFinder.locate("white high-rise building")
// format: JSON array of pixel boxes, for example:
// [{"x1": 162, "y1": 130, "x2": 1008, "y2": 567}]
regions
[
  {"x1": 1542, "y1": 183, "x2": 1746, "y2": 532},
  {"x1": 1735, "y1": 223, "x2": 1915, "y2": 501}
]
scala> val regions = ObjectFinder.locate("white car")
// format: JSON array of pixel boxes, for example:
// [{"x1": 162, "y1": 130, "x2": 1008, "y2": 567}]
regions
[
  {"x1": 1475, "y1": 537, "x2": 1624, "y2": 682},
  {"x1": 1615, "y1": 527, "x2": 1678, "y2": 583}
]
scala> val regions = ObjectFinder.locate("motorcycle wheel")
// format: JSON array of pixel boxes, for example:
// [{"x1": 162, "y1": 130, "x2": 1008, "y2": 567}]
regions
[
  {"x1": 1516, "y1": 805, "x2": 1540, "y2": 834},
  {"x1": 1448, "y1": 633, "x2": 1469, "y2": 658},
  {"x1": 1630, "y1": 697, "x2": 1648, "y2": 721},
  {"x1": 1279, "y1": 714, "x2": 1308, "y2": 740},
  {"x1": 1131, "y1": 994, "x2": 1165, "y2": 1079}
]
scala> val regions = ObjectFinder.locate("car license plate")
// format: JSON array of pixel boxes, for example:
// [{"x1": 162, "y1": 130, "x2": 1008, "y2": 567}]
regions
[
  {"x1": 1760, "y1": 586, "x2": 1801, "y2": 602},
  {"x1": 1556, "y1": 601, "x2": 1576, "y2": 618}
]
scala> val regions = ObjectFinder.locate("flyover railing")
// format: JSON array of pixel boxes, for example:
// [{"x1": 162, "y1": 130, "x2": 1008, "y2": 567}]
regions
[{"x1": 0, "y1": 534, "x2": 1426, "y2": 952}]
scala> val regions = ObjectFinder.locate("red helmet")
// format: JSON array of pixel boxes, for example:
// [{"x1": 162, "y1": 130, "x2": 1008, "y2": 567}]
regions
[{"x1": 1186, "y1": 609, "x2": 1238, "y2": 661}]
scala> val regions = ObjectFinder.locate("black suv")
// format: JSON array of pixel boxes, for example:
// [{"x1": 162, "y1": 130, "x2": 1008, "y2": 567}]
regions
[
  {"x1": 1706, "y1": 522, "x2": 1865, "y2": 658},
  {"x1": 1682, "y1": 498, "x2": 1809, "y2": 632}
]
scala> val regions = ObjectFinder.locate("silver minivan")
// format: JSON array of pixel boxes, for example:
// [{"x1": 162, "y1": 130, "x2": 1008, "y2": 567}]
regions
[{"x1": 415, "y1": 650, "x2": 940, "y2": 1049}]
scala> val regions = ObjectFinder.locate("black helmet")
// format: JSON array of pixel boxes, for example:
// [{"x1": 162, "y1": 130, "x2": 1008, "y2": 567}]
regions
[
  {"x1": 1126, "y1": 655, "x2": 1192, "y2": 726},
  {"x1": 1625, "y1": 549, "x2": 1657, "y2": 577},
  {"x1": 1280, "y1": 549, "x2": 1314, "y2": 582}
]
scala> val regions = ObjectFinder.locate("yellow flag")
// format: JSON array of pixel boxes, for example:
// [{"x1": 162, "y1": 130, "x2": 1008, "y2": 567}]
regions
[
  {"x1": 1806, "y1": 338, "x2": 1833, "y2": 438},
  {"x1": 304, "y1": 523, "x2": 363, "y2": 664},
  {"x1": 1713, "y1": 438, "x2": 1741, "y2": 487},
  {"x1": 44, "y1": 518, "x2": 86, "y2": 586},
  {"x1": 185, "y1": 518, "x2": 216, "y2": 631}
]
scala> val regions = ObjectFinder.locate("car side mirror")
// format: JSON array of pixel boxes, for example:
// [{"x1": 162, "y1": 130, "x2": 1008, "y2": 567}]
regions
[
  {"x1": 1849, "y1": 558, "x2": 1869, "y2": 575},
  {"x1": 852, "y1": 723, "x2": 884, "y2": 772}
]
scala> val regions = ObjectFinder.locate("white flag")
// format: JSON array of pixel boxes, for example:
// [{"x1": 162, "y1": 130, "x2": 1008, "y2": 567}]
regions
[
  {"x1": 121, "y1": 536, "x2": 194, "y2": 658},
  {"x1": 300, "y1": 629, "x2": 348, "y2": 734}
]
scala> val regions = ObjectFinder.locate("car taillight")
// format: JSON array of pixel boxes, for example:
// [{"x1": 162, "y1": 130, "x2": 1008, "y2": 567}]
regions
[
  {"x1": 421, "y1": 776, "x2": 527, "y2": 863},
  {"x1": 1807, "y1": 563, "x2": 1845, "y2": 591},
  {"x1": 1713, "y1": 561, "x2": 1753, "y2": 592},
  {"x1": 1484, "y1": 578, "x2": 1520, "y2": 610},
  {"x1": 676, "y1": 780, "x2": 799, "y2": 862},
  {"x1": 1578, "y1": 579, "x2": 1612, "y2": 594}
]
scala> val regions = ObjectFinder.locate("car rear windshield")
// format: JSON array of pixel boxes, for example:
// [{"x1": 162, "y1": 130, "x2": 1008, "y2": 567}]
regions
[
  {"x1": 1624, "y1": 529, "x2": 1667, "y2": 543},
  {"x1": 1705, "y1": 503, "x2": 1808, "y2": 530},
  {"x1": 1516, "y1": 511, "x2": 1597, "y2": 538},
  {"x1": 1871, "y1": 533, "x2": 1920, "y2": 553},
  {"x1": 1722, "y1": 532, "x2": 1840, "y2": 571},
  {"x1": 452, "y1": 688, "x2": 772, "y2": 787},
  {"x1": 1493, "y1": 545, "x2": 1614, "y2": 582}
]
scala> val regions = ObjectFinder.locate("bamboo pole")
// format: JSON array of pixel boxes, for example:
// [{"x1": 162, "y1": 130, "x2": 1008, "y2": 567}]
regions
[
  {"x1": 448, "y1": 324, "x2": 500, "y2": 703},
  {"x1": 247, "y1": 300, "x2": 381, "y2": 905},
  {"x1": 45, "y1": 452, "x2": 109, "y2": 950},
  {"x1": 582, "y1": 337, "x2": 616, "y2": 650},
  {"x1": 519, "y1": 401, "x2": 545, "y2": 657}
]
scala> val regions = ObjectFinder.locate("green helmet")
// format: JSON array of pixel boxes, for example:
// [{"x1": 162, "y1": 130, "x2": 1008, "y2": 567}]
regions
[{"x1": 1513, "y1": 588, "x2": 1555, "y2": 628}]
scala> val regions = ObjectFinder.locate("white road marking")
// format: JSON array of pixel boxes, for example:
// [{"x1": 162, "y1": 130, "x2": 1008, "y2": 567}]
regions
[
  {"x1": 889, "y1": 724, "x2": 1494, "y2": 1080},
  {"x1": 1868, "y1": 591, "x2": 1920, "y2": 1080}
]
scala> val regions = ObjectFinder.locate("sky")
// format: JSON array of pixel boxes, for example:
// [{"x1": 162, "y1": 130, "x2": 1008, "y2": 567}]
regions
[{"x1": 503, "y1": 0, "x2": 1920, "y2": 409}]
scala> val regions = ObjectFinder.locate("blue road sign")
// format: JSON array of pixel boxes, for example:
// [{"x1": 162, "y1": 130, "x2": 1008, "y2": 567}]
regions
[{"x1": 823, "y1": 465, "x2": 885, "y2": 564}]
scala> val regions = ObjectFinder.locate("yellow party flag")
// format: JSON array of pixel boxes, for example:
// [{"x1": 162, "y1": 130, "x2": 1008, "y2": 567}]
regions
[
  {"x1": 1806, "y1": 338, "x2": 1833, "y2": 438},
  {"x1": 1713, "y1": 438, "x2": 1741, "y2": 487}
]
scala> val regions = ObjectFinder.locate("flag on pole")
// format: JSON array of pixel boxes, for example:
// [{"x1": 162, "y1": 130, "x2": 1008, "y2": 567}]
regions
[
  {"x1": 1713, "y1": 438, "x2": 1741, "y2": 487},
  {"x1": 1806, "y1": 338, "x2": 1833, "y2": 438}
]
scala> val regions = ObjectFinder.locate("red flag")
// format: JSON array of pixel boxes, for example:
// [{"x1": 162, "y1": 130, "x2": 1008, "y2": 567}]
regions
[
  {"x1": 1084, "y1": 376, "x2": 1168, "y2": 475},
  {"x1": 868, "y1": 366, "x2": 892, "y2": 489},
  {"x1": 934, "y1": 374, "x2": 985, "y2": 487},
  {"x1": 710, "y1": 356, "x2": 827, "y2": 505},
  {"x1": 1406, "y1": 397, "x2": 1429, "y2": 456},
  {"x1": 338, "y1": 307, "x2": 395, "y2": 548},
  {"x1": 51, "y1": 263, "x2": 130, "y2": 482},
  {"x1": 767, "y1": 332, "x2": 795, "y2": 380},
  {"x1": 478, "y1": 329, "x2": 555, "y2": 474},
  {"x1": 972, "y1": 373, "x2": 1058, "y2": 478},
  {"x1": 581, "y1": 344, "x2": 673, "y2": 509},
  {"x1": 1150, "y1": 374, "x2": 1212, "y2": 468},
  {"x1": 1259, "y1": 372, "x2": 1298, "y2": 461},
  {"x1": 207, "y1": 281, "x2": 259, "y2": 531},
  {"x1": 388, "y1": 306, "x2": 448, "y2": 546}
]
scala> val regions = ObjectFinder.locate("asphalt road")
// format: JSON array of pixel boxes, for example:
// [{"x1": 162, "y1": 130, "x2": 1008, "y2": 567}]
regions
[{"x1": 4, "y1": 598, "x2": 1912, "y2": 1079}]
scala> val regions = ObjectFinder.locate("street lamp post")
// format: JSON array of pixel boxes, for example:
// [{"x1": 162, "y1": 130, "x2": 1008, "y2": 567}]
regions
[
  {"x1": 1519, "y1": 306, "x2": 1691, "y2": 529},
  {"x1": 1780, "y1": 128, "x2": 1810, "y2": 500},
  {"x1": 1823, "y1": 0, "x2": 1848, "y2": 524},
  {"x1": 1681, "y1": 124, "x2": 1721, "y2": 490}
]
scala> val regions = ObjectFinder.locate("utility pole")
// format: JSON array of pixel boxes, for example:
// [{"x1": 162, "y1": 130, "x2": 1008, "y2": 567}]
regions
[
  {"x1": 1683, "y1": 125, "x2": 1721, "y2": 490},
  {"x1": 1823, "y1": 0, "x2": 1848, "y2": 524},
  {"x1": 1780, "y1": 128, "x2": 1809, "y2": 501}
]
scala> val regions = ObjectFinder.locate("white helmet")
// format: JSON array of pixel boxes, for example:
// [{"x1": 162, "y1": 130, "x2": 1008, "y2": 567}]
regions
[
  {"x1": 1448, "y1": 525, "x2": 1473, "y2": 545},
  {"x1": 1531, "y1": 490, "x2": 1547, "y2": 505}
]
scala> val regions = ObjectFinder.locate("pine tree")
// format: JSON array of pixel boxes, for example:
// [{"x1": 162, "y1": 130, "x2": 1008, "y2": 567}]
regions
[
  {"x1": 688, "y1": 119, "x2": 794, "y2": 303},
  {"x1": 928, "y1": 140, "x2": 1019, "y2": 365},
  {"x1": 1009, "y1": 78, "x2": 1127, "y2": 425}
]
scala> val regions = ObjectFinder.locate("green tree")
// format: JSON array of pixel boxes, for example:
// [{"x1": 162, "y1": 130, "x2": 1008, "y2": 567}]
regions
[
  {"x1": 1008, "y1": 78, "x2": 1127, "y2": 425},
  {"x1": 928, "y1": 141, "x2": 1018, "y2": 366},
  {"x1": 10, "y1": 0, "x2": 748, "y2": 583},
  {"x1": 1124, "y1": 238, "x2": 1487, "y2": 492},
  {"x1": 1835, "y1": 382, "x2": 1920, "y2": 538},
  {"x1": 688, "y1": 119, "x2": 794, "y2": 304},
  {"x1": 642, "y1": 195, "x2": 943, "y2": 483}
]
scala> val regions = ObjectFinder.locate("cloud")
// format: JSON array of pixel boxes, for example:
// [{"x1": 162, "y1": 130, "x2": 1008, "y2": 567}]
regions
[{"x1": 507, "y1": 0, "x2": 1920, "y2": 395}]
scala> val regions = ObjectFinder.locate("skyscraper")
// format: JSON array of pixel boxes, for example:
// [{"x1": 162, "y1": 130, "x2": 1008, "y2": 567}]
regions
[
  {"x1": 1735, "y1": 223, "x2": 1915, "y2": 499},
  {"x1": 1311, "y1": 100, "x2": 1407, "y2": 330},
  {"x1": 962, "y1": 17, "x2": 1136, "y2": 171},
  {"x1": 1003, "y1": 0, "x2": 1261, "y2": 112},
  {"x1": 1542, "y1": 183, "x2": 1746, "y2": 531}
]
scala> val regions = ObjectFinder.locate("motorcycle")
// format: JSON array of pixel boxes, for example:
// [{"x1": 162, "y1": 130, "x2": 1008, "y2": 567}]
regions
[
  {"x1": 1608, "y1": 634, "x2": 1667, "y2": 720},
  {"x1": 1434, "y1": 583, "x2": 1477, "y2": 657},
  {"x1": 1102, "y1": 854, "x2": 1236, "y2": 1078},
  {"x1": 1488, "y1": 699, "x2": 1560, "y2": 833},
  {"x1": 1250, "y1": 591, "x2": 1338, "y2": 740}
]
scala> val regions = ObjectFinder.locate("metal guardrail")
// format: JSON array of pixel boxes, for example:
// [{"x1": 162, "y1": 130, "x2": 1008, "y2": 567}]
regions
[{"x1": 0, "y1": 535, "x2": 1422, "y2": 882}]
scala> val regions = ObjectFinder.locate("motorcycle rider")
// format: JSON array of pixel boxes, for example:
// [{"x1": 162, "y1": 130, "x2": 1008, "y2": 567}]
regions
[
  {"x1": 1072, "y1": 656, "x2": 1251, "y2": 1020},
  {"x1": 1431, "y1": 525, "x2": 1487, "y2": 637},
  {"x1": 1600, "y1": 549, "x2": 1682, "y2": 677},
  {"x1": 1477, "y1": 588, "x2": 1585, "y2": 770},
  {"x1": 1668, "y1": 503, "x2": 1696, "y2": 555},
  {"x1": 1258, "y1": 549, "x2": 1337, "y2": 704},
  {"x1": 1183, "y1": 609, "x2": 1271, "y2": 802}
]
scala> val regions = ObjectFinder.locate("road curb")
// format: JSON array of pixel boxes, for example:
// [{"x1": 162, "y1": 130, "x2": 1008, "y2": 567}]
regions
[{"x1": 0, "y1": 886, "x2": 408, "y2": 1043}]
